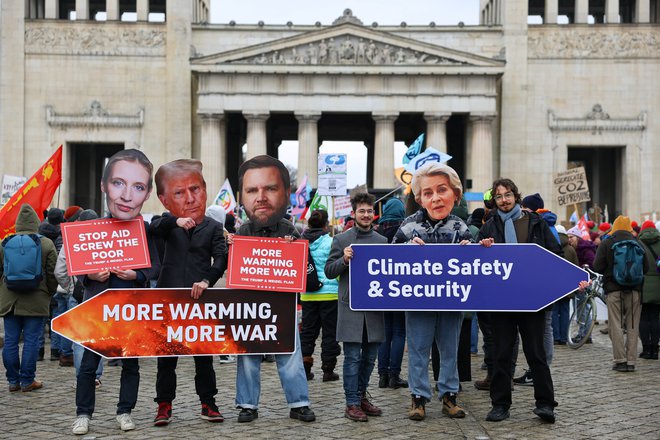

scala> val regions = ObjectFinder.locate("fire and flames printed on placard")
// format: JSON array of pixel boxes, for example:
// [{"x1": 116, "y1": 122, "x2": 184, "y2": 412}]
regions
[{"x1": 51, "y1": 288, "x2": 297, "y2": 358}]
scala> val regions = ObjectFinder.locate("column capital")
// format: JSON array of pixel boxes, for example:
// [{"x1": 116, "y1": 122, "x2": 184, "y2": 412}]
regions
[
  {"x1": 372, "y1": 112, "x2": 399, "y2": 122},
  {"x1": 243, "y1": 112, "x2": 270, "y2": 121},
  {"x1": 197, "y1": 111, "x2": 225, "y2": 121},
  {"x1": 294, "y1": 113, "x2": 322, "y2": 122},
  {"x1": 424, "y1": 112, "x2": 452, "y2": 123},
  {"x1": 469, "y1": 113, "x2": 497, "y2": 123}
]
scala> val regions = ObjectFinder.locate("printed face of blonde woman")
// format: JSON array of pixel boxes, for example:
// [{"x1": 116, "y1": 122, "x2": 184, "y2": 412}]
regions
[
  {"x1": 418, "y1": 174, "x2": 457, "y2": 221},
  {"x1": 101, "y1": 160, "x2": 151, "y2": 220}
]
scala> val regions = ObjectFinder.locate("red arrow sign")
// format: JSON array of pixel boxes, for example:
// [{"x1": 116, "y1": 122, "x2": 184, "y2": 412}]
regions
[{"x1": 51, "y1": 288, "x2": 297, "y2": 358}]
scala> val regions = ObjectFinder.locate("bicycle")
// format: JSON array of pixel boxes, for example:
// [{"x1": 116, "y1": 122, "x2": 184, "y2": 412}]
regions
[{"x1": 567, "y1": 266, "x2": 606, "y2": 349}]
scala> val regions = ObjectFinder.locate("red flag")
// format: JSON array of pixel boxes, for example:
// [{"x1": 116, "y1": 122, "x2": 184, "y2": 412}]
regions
[
  {"x1": 577, "y1": 214, "x2": 591, "y2": 241},
  {"x1": 0, "y1": 146, "x2": 63, "y2": 239}
]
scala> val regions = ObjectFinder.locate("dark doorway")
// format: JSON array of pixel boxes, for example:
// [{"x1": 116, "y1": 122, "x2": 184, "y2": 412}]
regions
[
  {"x1": 69, "y1": 143, "x2": 124, "y2": 215},
  {"x1": 567, "y1": 146, "x2": 623, "y2": 222}
]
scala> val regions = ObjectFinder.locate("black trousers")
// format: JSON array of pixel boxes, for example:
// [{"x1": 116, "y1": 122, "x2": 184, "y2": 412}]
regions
[
  {"x1": 155, "y1": 356, "x2": 217, "y2": 405},
  {"x1": 489, "y1": 311, "x2": 556, "y2": 409},
  {"x1": 640, "y1": 303, "x2": 660, "y2": 347},
  {"x1": 300, "y1": 300, "x2": 341, "y2": 363},
  {"x1": 479, "y1": 312, "x2": 518, "y2": 376}
]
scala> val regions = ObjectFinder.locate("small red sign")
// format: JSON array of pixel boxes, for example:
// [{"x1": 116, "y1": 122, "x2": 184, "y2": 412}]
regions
[
  {"x1": 227, "y1": 236, "x2": 308, "y2": 292},
  {"x1": 60, "y1": 217, "x2": 151, "y2": 276}
]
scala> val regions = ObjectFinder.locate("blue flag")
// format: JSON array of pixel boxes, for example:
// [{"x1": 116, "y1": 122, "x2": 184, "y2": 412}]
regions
[{"x1": 402, "y1": 133, "x2": 425, "y2": 164}]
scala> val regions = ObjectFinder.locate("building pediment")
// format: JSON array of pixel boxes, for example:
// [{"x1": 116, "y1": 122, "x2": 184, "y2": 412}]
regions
[{"x1": 192, "y1": 22, "x2": 504, "y2": 75}]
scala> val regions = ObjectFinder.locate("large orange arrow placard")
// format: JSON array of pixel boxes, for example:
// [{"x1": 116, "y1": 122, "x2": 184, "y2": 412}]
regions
[{"x1": 51, "y1": 288, "x2": 297, "y2": 358}]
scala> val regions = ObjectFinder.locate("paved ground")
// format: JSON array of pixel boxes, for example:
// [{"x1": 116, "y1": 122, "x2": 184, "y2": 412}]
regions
[{"x1": 2, "y1": 323, "x2": 659, "y2": 440}]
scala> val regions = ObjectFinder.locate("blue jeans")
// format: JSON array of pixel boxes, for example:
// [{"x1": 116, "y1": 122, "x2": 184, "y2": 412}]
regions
[
  {"x1": 406, "y1": 311, "x2": 462, "y2": 400},
  {"x1": 73, "y1": 343, "x2": 103, "y2": 380},
  {"x1": 552, "y1": 297, "x2": 570, "y2": 343},
  {"x1": 544, "y1": 310, "x2": 554, "y2": 365},
  {"x1": 471, "y1": 314, "x2": 479, "y2": 354},
  {"x1": 3, "y1": 315, "x2": 44, "y2": 387},
  {"x1": 377, "y1": 311, "x2": 406, "y2": 375},
  {"x1": 235, "y1": 331, "x2": 310, "y2": 409},
  {"x1": 51, "y1": 292, "x2": 73, "y2": 356},
  {"x1": 343, "y1": 338, "x2": 379, "y2": 406}
]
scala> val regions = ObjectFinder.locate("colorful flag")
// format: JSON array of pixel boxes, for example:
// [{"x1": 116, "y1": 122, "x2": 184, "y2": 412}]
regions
[
  {"x1": 0, "y1": 146, "x2": 63, "y2": 239},
  {"x1": 291, "y1": 174, "x2": 312, "y2": 218},
  {"x1": 303, "y1": 191, "x2": 332, "y2": 221},
  {"x1": 213, "y1": 178, "x2": 237, "y2": 213},
  {"x1": 577, "y1": 214, "x2": 591, "y2": 241},
  {"x1": 402, "y1": 133, "x2": 424, "y2": 164},
  {"x1": 404, "y1": 147, "x2": 453, "y2": 173}
]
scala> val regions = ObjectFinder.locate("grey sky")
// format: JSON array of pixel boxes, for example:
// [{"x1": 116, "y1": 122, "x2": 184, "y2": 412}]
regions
[{"x1": 210, "y1": 0, "x2": 480, "y2": 26}]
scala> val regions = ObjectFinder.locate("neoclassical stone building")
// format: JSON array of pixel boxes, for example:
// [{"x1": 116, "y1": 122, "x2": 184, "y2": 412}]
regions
[{"x1": 1, "y1": 0, "x2": 658, "y2": 220}]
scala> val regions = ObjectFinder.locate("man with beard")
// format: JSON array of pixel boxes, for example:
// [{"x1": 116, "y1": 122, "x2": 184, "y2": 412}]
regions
[
  {"x1": 150, "y1": 159, "x2": 227, "y2": 426},
  {"x1": 228, "y1": 155, "x2": 316, "y2": 423}
]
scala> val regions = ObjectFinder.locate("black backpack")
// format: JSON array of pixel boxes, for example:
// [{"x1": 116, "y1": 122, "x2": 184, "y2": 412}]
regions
[{"x1": 305, "y1": 248, "x2": 323, "y2": 292}]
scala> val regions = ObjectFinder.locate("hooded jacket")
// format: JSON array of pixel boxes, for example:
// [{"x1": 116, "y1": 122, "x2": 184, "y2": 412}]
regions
[
  {"x1": 300, "y1": 228, "x2": 339, "y2": 301},
  {"x1": 0, "y1": 204, "x2": 58, "y2": 317},
  {"x1": 377, "y1": 198, "x2": 405, "y2": 243},
  {"x1": 638, "y1": 227, "x2": 660, "y2": 304}
]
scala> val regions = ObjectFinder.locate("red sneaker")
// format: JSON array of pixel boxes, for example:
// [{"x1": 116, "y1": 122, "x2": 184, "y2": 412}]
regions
[
  {"x1": 154, "y1": 402, "x2": 172, "y2": 426},
  {"x1": 201, "y1": 403, "x2": 224, "y2": 422}
]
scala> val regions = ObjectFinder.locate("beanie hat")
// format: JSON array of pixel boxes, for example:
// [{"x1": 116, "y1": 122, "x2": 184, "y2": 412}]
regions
[
  {"x1": 598, "y1": 222, "x2": 611, "y2": 232},
  {"x1": 521, "y1": 193, "x2": 544, "y2": 212},
  {"x1": 64, "y1": 205, "x2": 83, "y2": 221},
  {"x1": 555, "y1": 225, "x2": 567, "y2": 235},
  {"x1": 641, "y1": 220, "x2": 656, "y2": 231},
  {"x1": 566, "y1": 226, "x2": 582, "y2": 238},
  {"x1": 611, "y1": 216, "x2": 632, "y2": 233},
  {"x1": 206, "y1": 205, "x2": 226, "y2": 225},
  {"x1": 47, "y1": 208, "x2": 65, "y2": 225},
  {"x1": 631, "y1": 221, "x2": 639, "y2": 229},
  {"x1": 78, "y1": 209, "x2": 99, "y2": 221},
  {"x1": 586, "y1": 220, "x2": 595, "y2": 230}
]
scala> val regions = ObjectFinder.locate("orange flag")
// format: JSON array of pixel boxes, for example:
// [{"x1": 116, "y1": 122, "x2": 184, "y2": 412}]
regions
[{"x1": 0, "y1": 146, "x2": 63, "y2": 239}]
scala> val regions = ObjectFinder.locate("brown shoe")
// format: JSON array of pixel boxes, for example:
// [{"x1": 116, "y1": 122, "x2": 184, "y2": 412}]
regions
[
  {"x1": 21, "y1": 380, "x2": 43, "y2": 392},
  {"x1": 345, "y1": 405, "x2": 368, "y2": 422},
  {"x1": 360, "y1": 394, "x2": 382, "y2": 416},
  {"x1": 409, "y1": 396, "x2": 426, "y2": 421},
  {"x1": 59, "y1": 354, "x2": 74, "y2": 367},
  {"x1": 8, "y1": 384, "x2": 20, "y2": 392},
  {"x1": 474, "y1": 375, "x2": 491, "y2": 390},
  {"x1": 442, "y1": 392, "x2": 466, "y2": 418}
]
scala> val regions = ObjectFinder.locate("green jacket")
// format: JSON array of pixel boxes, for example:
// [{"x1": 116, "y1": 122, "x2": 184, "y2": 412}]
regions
[
  {"x1": 0, "y1": 204, "x2": 58, "y2": 317},
  {"x1": 639, "y1": 227, "x2": 660, "y2": 305}
]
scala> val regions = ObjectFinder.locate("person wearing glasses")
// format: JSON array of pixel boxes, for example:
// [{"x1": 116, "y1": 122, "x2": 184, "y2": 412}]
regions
[{"x1": 477, "y1": 178, "x2": 561, "y2": 424}]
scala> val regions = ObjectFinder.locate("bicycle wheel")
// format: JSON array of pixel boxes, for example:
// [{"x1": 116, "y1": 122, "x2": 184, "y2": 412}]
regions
[{"x1": 568, "y1": 296, "x2": 597, "y2": 349}]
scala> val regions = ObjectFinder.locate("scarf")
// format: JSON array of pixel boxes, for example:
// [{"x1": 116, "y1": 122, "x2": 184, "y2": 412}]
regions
[{"x1": 497, "y1": 204, "x2": 522, "y2": 244}]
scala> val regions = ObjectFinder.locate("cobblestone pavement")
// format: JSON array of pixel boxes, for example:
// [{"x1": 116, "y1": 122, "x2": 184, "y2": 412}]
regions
[{"x1": 2, "y1": 323, "x2": 659, "y2": 439}]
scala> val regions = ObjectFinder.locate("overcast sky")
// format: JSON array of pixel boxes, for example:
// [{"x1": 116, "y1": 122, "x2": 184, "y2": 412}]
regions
[{"x1": 210, "y1": 0, "x2": 480, "y2": 26}]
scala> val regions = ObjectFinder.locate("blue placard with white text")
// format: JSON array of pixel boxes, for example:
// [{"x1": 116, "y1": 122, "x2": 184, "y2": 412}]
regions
[{"x1": 349, "y1": 244, "x2": 588, "y2": 312}]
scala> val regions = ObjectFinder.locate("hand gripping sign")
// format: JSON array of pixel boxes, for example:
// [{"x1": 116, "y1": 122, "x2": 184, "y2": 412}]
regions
[
  {"x1": 60, "y1": 217, "x2": 151, "y2": 275},
  {"x1": 51, "y1": 288, "x2": 298, "y2": 358},
  {"x1": 349, "y1": 244, "x2": 588, "y2": 312}
]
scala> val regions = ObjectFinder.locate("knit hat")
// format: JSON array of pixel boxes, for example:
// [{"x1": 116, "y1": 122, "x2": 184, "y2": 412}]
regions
[
  {"x1": 555, "y1": 225, "x2": 567, "y2": 235},
  {"x1": 586, "y1": 220, "x2": 595, "y2": 230},
  {"x1": 64, "y1": 205, "x2": 83, "y2": 221},
  {"x1": 78, "y1": 209, "x2": 99, "y2": 221},
  {"x1": 641, "y1": 220, "x2": 656, "y2": 231},
  {"x1": 611, "y1": 216, "x2": 632, "y2": 233},
  {"x1": 598, "y1": 222, "x2": 611, "y2": 232},
  {"x1": 206, "y1": 205, "x2": 226, "y2": 225},
  {"x1": 47, "y1": 208, "x2": 65, "y2": 225},
  {"x1": 566, "y1": 226, "x2": 582, "y2": 238},
  {"x1": 631, "y1": 221, "x2": 639, "y2": 229},
  {"x1": 521, "y1": 193, "x2": 544, "y2": 212}
]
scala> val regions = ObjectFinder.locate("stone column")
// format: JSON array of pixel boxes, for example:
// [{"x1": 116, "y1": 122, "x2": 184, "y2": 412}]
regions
[
  {"x1": 244, "y1": 113, "x2": 269, "y2": 159},
  {"x1": 106, "y1": 0, "x2": 119, "y2": 20},
  {"x1": 373, "y1": 113, "x2": 398, "y2": 189},
  {"x1": 75, "y1": 0, "x2": 89, "y2": 20},
  {"x1": 575, "y1": 0, "x2": 589, "y2": 23},
  {"x1": 199, "y1": 113, "x2": 226, "y2": 200},
  {"x1": 605, "y1": 0, "x2": 619, "y2": 23},
  {"x1": 424, "y1": 113, "x2": 451, "y2": 153},
  {"x1": 45, "y1": 0, "x2": 58, "y2": 18},
  {"x1": 295, "y1": 113, "x2": 321, "y2": 188},
  {"x1": 468, "y1": 114, "x2": 496, "y2": 196},
  {"x1": 635, "y1": 0, "x2": 650, "y2": 22},
  {"x1": 545, "y1": 0, "x2": 558, "y2": 23},
  {"x1": 137, "y1": 0, "x2": 149, "y2": 21}
]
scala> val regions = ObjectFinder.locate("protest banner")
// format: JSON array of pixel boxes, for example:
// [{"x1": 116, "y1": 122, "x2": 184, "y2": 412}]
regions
[
  {"x1": 51, "y1": 288, "x2": 297, "y2": 358},
  {"x1": 317, "y1": 153, "x2": 347, "y2": 196},
  {"x1": 60, "y1": 217, "x2": 151, "y2": 275},
  {"x1": 554, "y1": 166, "x2": 591, "y2": 207},
  {"x1": 226, "y1": 236, "x2": 308, "y2": 292},
  {"x1": 333, "y1": 195, "x2": 352, "y2": 218},
  {"x1": 349, "y1": 243, "x2": 587, "y2": 312},
  {"x1": 1, "y1": 175, "x2": 28, "y2": 206}
]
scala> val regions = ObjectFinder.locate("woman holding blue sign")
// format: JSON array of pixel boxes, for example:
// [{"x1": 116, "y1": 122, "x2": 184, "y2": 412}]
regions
[{"x1": 393, "y1": 162, "x2": 472, "y2": 422}]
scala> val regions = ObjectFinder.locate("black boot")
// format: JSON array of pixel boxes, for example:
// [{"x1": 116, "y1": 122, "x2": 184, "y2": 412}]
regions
[
  {"x1": 378, "y1": 373, "x2": 389, "y2": 388},
  {"x1": 38, "y1": 347, "x2": 44, "y2": 362},
  {"x1": 321, "y1": 360, "x2": 339, "y2": 382},
  {"x1": 640, "y1": 345, "x2": 652, "y2": 359},
  {"x1": 303, "y1": 356, "x2": 314, "y2": 380},
  {"x1": 389, "y1": 373, "x2": 408, "y2": 389},
  {"x1": 651, "y1": 346, "x2": 659, "y2": 360}
]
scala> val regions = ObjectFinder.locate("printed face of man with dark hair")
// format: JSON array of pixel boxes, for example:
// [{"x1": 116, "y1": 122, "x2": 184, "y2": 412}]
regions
[
  {"x1": 241, "y1": 166, "x2": 290, "y2": 228},
  {"x1": 158, "y1": 171, "x2": 207, "y2": 225}
]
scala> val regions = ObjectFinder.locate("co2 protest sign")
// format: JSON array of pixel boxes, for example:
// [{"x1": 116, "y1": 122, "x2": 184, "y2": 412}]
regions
[
  {"x1": 349, "y1": 243, "x2": 587, "y2": 312},
  {"x1": 226, "y1": 236, "x2": 308, "y2": 292},
  {"x1": 554, "y1": 167, "x2": 591, "y2": 206},
  {"x1": 51, "y1": 288, "x2": 297, "y2": 358},
  {"x1": 60, "y1": 217, "x2": 151, "y2": 275}
]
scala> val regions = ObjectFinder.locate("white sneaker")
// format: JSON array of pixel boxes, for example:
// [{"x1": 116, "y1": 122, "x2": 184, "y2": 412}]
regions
[
  {"x1": 116, "y1": 413, "x2": 135, "y2": 431},
  {"x1": 72, "y1": 416, "x2": 89, "y2": 435}
]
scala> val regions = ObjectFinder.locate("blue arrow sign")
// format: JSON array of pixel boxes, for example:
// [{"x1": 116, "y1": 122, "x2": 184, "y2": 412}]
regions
[{"x1": 349, "y1": 244, "x2": 588, "y2": 312}]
